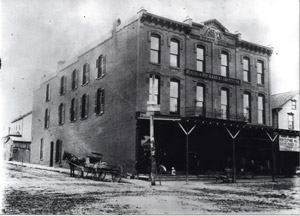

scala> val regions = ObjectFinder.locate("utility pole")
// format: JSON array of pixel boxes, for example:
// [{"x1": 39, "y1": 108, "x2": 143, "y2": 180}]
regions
[{"x1": 147, "y1": 75, "x2": 160, "y2": 186}]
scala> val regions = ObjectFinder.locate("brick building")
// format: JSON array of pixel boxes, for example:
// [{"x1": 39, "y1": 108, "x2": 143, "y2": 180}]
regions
[{"x1": 30, "y1": 10, "x2": 299, "y2": 175}]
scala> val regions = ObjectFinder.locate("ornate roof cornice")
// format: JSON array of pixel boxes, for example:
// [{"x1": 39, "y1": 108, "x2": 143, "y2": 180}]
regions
[
  {"x1": 140, "y1": 12, "x2": 191, "y2": 33},
  {"x1": 238, "y1": 40, "x2": 273, "y2": 56}
]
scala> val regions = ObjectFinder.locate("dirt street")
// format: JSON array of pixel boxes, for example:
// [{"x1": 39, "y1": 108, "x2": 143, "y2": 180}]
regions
[{"x1": 1, "y1": 163, "x2": 299, "y2": 214}]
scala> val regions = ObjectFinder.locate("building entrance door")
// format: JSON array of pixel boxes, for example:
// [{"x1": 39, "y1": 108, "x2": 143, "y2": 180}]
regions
[{"x1": 50, "y1": 142, "x2": 54, "y2": 167}]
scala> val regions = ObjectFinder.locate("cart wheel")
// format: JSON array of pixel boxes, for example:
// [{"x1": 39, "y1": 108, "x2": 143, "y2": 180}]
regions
[
  {"x1": 75, "y1": 168, "x2": 84, "y2": 178},
  {"x1": 111, "y1": 164, "x2": 123, "y2": 183},
  {"x1": 96, "y1": 171, "x2": 106, "y2": 181}
]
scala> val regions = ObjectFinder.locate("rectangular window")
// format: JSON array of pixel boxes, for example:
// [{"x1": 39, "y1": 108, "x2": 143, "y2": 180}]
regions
[
  {"x1": 221, "y1": 89, "x2": 229, "y2": 119},
  {"x1": 196, "y1": 47, "x2": 204, "y2": 72},
  {"x1": 150, "y1": 35, "x2": 160, "y2": 64},
  {"x1": 196, "y1": 85, "x2": 205, "y2": 116},
  {"x1": 243, "y1": 93, "x2": 251, "y2": 122},
  {"x1": 257, "y1": 61, "x2": 264, "y2": 84},
  {"x1": 149, "y1": 75, "x2": 160, "y2": 105},
  {"x1": 288, "y1": 113, "x2": 294, "y2": 129},
  {"x1": 170, "y1": 80, "x2": 179, "y2": 113},
  {"x1": 291, "y1": 100, "x2": 296, "y2": 110},
  {"x1": 46, "y1": 84, "x2": 51, "y2": 102},
  {"x1": 221, "y1": 53, "x2": 229, "y2": 77},
  {"x1": 170, "y1": 40, "x2": 179, "y2": 68},
  {"x1": 95, "y1": 88, "x2": 105, "y2": 115},
  {"x1": 40, "y1": 139, "x2": 44, "y2": 161},
  {"x1": 243, "y1": 58, "x2": 250, "y2": 82},
  {"x1": 258, "y1": 95, "x2": 265, "y2": 124}
]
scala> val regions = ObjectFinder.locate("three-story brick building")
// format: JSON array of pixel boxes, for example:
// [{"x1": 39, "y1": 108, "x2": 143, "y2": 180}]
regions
[{"x1": 30, "y1": 10, "x2": 298, "y2": 175}]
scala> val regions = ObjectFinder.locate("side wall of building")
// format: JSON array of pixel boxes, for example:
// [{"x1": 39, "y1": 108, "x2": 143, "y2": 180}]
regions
[{"x1": 31, "y1": 20, "x2": 139, "y2": 173}]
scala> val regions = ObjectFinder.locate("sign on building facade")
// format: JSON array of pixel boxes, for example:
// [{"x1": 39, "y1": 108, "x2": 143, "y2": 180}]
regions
[{"x1": 279, "y1": 135, "x2": 300, "y2": 152}]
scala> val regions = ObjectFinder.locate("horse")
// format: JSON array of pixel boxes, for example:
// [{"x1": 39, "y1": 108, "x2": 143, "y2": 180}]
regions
[{"x1": 63, "y1": 151, "x2": 86, "y2": 177}]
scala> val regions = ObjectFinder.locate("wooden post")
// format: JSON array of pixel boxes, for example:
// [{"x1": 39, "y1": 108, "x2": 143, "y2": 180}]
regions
[
  {"x1": 178, "y1": 122, "x2": 196, "y2": 185},
  {"x1": 225, "y1": 128, "x2": 241, "y2": 183},
  {"x1": 266, "y1": 131, "x2": 278, "y2": 182}
]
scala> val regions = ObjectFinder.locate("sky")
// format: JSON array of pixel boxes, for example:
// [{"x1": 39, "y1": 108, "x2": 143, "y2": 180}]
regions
[{"x1": 0, "y1": 0, "x2": 299, "y2": 136}]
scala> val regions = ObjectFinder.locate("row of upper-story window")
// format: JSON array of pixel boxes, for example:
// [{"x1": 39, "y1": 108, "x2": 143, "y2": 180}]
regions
[
  {"x1": 44, "y1": 88, "x2": 104, "y2": 128},
  {"x1": 45, "y1": 55, "x2": 106, "y2": 102},
  {"x1": 150, "y1": 33, "x2": 266, "y2": 85},
  {"x1": 149, "y1": 75, "x2": 267, "y2": 124}
]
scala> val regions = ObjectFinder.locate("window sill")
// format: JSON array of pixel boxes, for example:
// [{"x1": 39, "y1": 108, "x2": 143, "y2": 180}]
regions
[
  {"x1": 169, "y1": 112, "x2": 180, "y2": 116},
  {"x1": 59, "y1": 93, "x2": 66, "y2": 96},
  {"x1": 70, "y1": 120, "x2": 77, "y2": 123},
  {"x1": 242, "y1": 81, "x2": 251, "y2": 84},
  {"x1": 81, "y1": 82, "x2": 89, "y2": 87},
  {"x1": 96, "y1": 74, "x2": 105, "y2": 80},
  {"x1": 150, "y1": 62, "x2": 162, "y2": 66},
  {"x1": 169, "y1": 66, "x2": 181, "y2": 71},
  {"x1": 58, "y1": 123, "x2": 64, "y2": 126},
  {"x1": 71, "y1": 87, "x2": 78, "y2": 91},
  {"x1": 95, "y1": 112, "x2": 104, "y2": 116},
  {"x1": 257, "y1": 84, "x2": 265, "y2": 87},
  {"x1": 80, "y1": 116, "x2": 88, "y2": 120}
]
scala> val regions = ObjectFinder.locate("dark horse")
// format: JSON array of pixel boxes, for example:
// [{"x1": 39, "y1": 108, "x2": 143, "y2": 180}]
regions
[{"x1": 63, "y1": 151, "x2": 86, "y2": 177}]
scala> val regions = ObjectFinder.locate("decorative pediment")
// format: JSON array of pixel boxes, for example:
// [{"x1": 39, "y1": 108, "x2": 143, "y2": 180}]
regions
[{"x1": 202, "y1": 19, "x2": 229, "y2": 33}]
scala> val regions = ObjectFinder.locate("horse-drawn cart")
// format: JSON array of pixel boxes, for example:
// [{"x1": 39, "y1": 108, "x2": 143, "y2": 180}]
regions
[{"x1": 63, "y1": 151, "x2": 123, "y2": 183}]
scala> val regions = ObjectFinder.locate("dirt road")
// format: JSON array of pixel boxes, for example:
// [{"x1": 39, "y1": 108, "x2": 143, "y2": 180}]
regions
[{"x1": 1, "y1": 163, "x2": 299, "y2": 214}]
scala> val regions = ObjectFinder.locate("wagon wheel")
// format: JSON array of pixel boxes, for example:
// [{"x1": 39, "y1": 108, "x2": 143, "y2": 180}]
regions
[
  {"x1": 95, "y1": 170, "x2": 106, "y2": 181},
  {"x1": 111, "y1": 164, "x2": 123, "y2": 183},
  {"x1": 74, "y1": 167, "x2": 84, "y2": 178}
]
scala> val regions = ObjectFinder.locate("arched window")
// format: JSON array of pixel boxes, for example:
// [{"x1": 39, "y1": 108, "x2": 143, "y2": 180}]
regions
[
  {"x1": 70, "y1": 98, "x2": 77, "y2": 122},
  {"x1": 170, "y1": 79, "x2": 180, "y2": 113},
  {"x1": 95, "y1": 88, "x2": 105, "y2": 115},
  {"x1": 257, "y1": 60, "x2": 264, "y2": 85},
  {"x1": 71, "y1": 69, "x2": 78, "y2": 90},
  {"x1": 80, "y1": 94, "x2": 89, "y2": 119},
  {"x1": 196, "y1": 46, "x2": 205, "y2": 72},
  {"x1": 243, "y1": 57, "x2": 250, "y2": 82},
  {"x1": 221, "y1": 52, "x2": 229, "y2": 77},
  {"x1": 59, "y1": 76, "x2": 66, "y2": 95},
  {"x1": 170, "y1": 39, "x2": 180, "y2": 68},
  {"x1": 149, "y1": 75, "x2": 160, "y2": 105},
  {"x1": 58, "y1": 103, "x2": 65, "y2": 125},
  {"x1": 96, "y1": 55, "x2": 106, "y2": 78},
  {"x1": 44, "y1": 109, "x2": 50, "y2": 129},
  {"x1": 243, "y1": 92, "x2": 251, "y2": 122},
  {"x1": 196, "y1": 84, "x2": 205, "y2": 116},
  {"x1": 46, "y1": 84, "x2": 51, "y2": 101},
  {"x1": 258, "y1": 94, "x2": 265, "y2": 124},
  {"x1": 221, "y1": 88, "x2": 229, "y2": 119},
  {"x1": 82, "y1": 63, "x2": 90, "y2": 85},
  {"x1": 150, "y1": 34, "x2": 161, "y2": 64}
]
